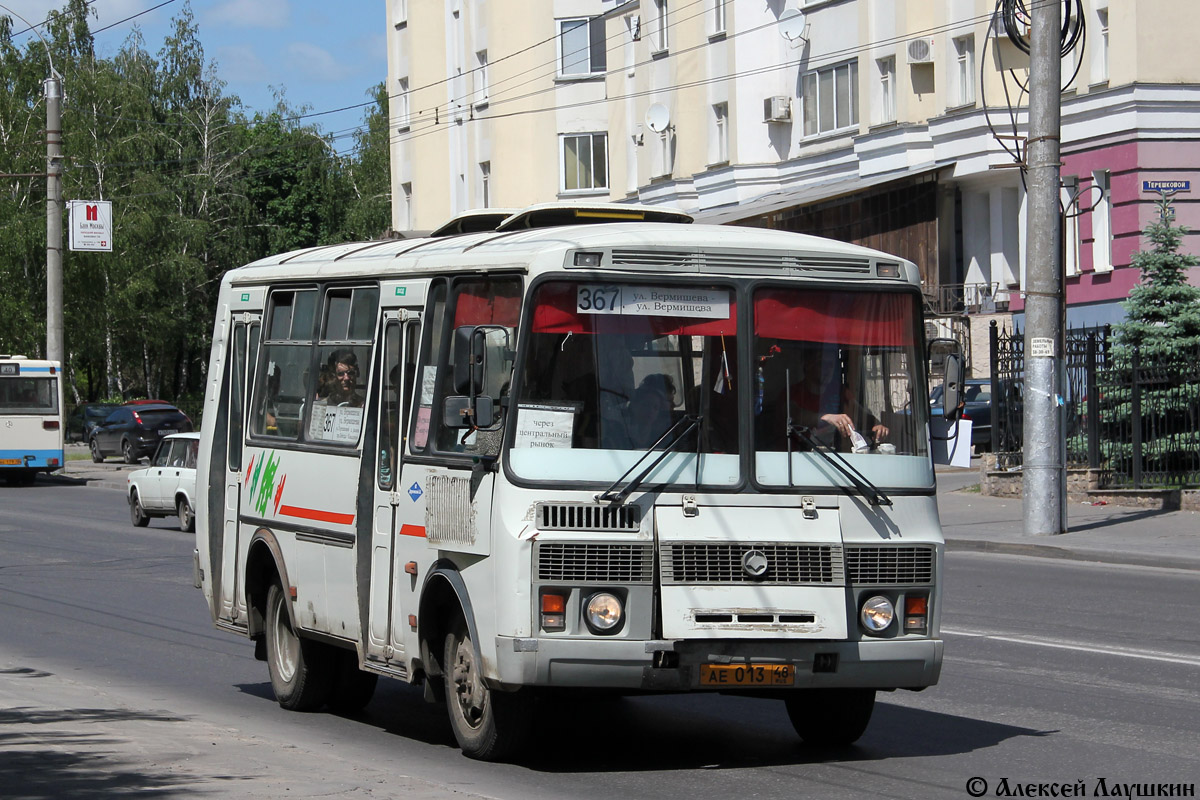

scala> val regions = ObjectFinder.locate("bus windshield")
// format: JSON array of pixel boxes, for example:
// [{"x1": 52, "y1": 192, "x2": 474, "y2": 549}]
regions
[
  {"x1": 509, "y1": 280, "x2": 741, "y2": 486},
  {"x1": 508, "y1": 280, "x2": 932, "y2": 491},
  {"x1": 752, "y1": 286, "x2": 932, "y2": 489}
]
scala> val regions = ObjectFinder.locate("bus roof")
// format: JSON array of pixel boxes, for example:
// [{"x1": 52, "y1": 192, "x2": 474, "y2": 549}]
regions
[{"x1": 227, "y1": 210, "x2": 918, "y2": 287}]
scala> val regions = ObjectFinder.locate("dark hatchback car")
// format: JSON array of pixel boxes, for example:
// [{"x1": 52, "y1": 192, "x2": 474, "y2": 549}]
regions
[
  {"x1": 65, "y1": 402, "x2": 120, "y2": 443},
  {"x1": 89, "y1": 403, "x2": 194, "y2": 464},
  {"x1": 931, "y1": 378, "x2": 994, "y2": 451}
]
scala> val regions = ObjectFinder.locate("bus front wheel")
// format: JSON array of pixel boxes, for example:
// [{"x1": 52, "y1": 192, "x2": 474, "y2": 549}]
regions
[
  {"x1": 265, "y1": 583, "x2": 334, "y2": 711},
  {"x1": 443, "y1": 619, "x2": 532, "y2": 761},
  {"x1": 784, "y1": 688, "x2": 876, "y2": 747}
]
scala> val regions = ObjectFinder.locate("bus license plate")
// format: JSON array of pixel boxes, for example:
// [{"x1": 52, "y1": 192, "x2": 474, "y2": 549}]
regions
[
  {"x1": 0, "y1": 458, "x2": 22, "y2": 465},
  {"x1": 699, "y1": 664, "x2": 795, "y2": 686}
]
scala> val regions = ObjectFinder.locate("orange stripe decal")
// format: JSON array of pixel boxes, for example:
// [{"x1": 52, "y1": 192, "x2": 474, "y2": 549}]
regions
[
  {"x1": 279, "y1": 505, "x2": 356, "y2": 525},
  {"x1": 399, "y1": 524, "x2": 427, "y2": 538}
]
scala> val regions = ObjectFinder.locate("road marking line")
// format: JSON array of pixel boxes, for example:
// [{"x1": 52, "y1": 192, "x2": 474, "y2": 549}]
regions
[{"x1": 943, "y1": 627, "x2": 1200, "y2": 667}]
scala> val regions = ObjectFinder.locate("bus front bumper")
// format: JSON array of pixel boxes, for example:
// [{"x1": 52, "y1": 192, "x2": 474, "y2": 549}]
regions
[{"x1": 493, "y1": 636, "x2": 943, "y2": 691}]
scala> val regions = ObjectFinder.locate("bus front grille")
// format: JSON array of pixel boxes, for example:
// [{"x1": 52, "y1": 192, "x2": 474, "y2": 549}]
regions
[
  {"x1": 535, "y1": 543, "x2": 654, "y2": 583},
  {"x1": 659, "y1": 543, "x2": 844, "y2": 585},
  {"x1": 845, "y1": 545, "x2": 935, "y2": 585},
  {"x1": 536, "y1": 503, "x2": 641, "y2": 531}
]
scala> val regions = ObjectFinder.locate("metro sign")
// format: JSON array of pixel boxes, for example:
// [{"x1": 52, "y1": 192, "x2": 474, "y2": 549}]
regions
[{"x1": 68, "y1": 199, "x2": 113, "y2": 252}]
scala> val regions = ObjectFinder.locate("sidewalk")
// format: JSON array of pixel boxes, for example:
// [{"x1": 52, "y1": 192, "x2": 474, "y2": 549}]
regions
[{"x1": 936, "y1": 465, "x2": 1200, "y2": 571}]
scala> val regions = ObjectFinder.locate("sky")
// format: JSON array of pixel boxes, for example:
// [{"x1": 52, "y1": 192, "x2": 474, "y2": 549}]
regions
[{"x1": 4, "y1": 0, "x2": 388, "y2": 142}]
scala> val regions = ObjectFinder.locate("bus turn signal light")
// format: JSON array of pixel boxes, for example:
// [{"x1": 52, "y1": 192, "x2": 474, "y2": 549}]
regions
[
  {"x1": 904, "y1": 596, "x2": 928, "y2": 633},
  {"x1": 541, "y1": 593, "x2": 566, "y2": 632}
]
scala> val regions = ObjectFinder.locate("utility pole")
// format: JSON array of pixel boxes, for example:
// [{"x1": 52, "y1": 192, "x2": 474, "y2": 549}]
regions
[
  {"x1": 1023, "y1": 0, "x2": 1066, "y2": 535},
  {"x1": 46, "y1": 74, "x2": 64, "y2": 365}
]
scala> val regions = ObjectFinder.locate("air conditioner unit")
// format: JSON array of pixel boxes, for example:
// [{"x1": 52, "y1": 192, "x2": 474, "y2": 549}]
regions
[
  {"x1": 907, "y1": 37, "x2": 935, "y2": 64},
  {"x1": 763, "y1": 96, "x2": 791, "y2": 123}
]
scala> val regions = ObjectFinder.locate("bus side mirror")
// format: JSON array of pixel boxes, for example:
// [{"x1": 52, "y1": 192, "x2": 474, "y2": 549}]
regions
[
  {"x1": 453, "y1": 326, "x2": 485, "y2": 396},
  {"x1": 942, "y1": 354, "x2": 963, "y2": 421},
  {"x1": 443, "y1": 395, "x2": 495, "y2": 428}
]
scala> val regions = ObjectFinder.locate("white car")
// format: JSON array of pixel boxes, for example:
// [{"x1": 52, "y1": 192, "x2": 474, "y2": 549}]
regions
[{"x1": 127, "y1": 432, "x2": 199, "y2": 531}]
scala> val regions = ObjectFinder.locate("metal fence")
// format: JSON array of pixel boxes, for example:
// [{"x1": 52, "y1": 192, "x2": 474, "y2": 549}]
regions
[{"x1": 988, "y1": 322, "x2": 1200, "y2": 488}]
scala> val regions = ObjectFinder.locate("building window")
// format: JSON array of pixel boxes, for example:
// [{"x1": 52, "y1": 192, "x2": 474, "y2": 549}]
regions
[
  {"x1": 393, "y1": 0, "x2": 407, "y2": 28},
  {"x1": 710, "y1": 0, "x2": 726, "y2": 36},
  {"x1": 475, "y1": 50, "x2": 489, "y2": 107},
  {"x1": 877, "y1": 56, "x2": 895, "y2": 124},
  {"x1": 396, "y1": 77, "x2": 410, "y2": 131},
  {"x1": 656, "y1": 131, "x2": 673, "y2": 178},
  {"x1": 1095, "y1": 8, "x2": 1109, "y2": 82},
  {"x1": 479, "y1": 162, "x2": 491, "y2": 208},
  {"x1": 652, "y1": 0, "x2": 668, "y2": 53},
  {"x1": 711, "y1": 102, "x2": 728, "y2": 164},
  {"x1": 801, "y1": 60, "x2": 858, "y2": 137},
  {"x1": 402, "y1": 183, "x2": 413, "y2": 230},
  {"x1": 954, "y1": 35, "x2": 975, "y2": 106},
  {"x1": 559, "y1": 17, "x2": 607, "y2": 76},
  {"x1": 1091, "y1": 171, "x2": 1112, "y2": 273},
  {"x1": 1062, "y1": 176, "x2": 1080, "y2": 276},
  {"x1": 561, "y1": 133, "x2": 608, "y2": 193}
]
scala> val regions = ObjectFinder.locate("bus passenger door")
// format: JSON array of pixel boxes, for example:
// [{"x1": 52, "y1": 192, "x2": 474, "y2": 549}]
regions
[
  {"x1": 218, "y1": 315, "x2": 259, "y2": 623},
  {"x1": 366, "y1": 311, "x2": 420, "y2": 665}
]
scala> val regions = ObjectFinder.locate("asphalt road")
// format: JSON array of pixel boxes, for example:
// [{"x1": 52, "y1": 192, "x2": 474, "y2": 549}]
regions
[{"x1": 1, "y1": 479, "x2": 1197, "y2": 799}]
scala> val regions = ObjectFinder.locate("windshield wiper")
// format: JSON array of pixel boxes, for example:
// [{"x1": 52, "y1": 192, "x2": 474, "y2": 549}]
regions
[
  {"x1": 785, "y1": 419, "x2": 892, "y2": 507},
  {"x1": 597, "y1": 414, "x2": 702, "y2": 504},
  {"x1": 781, "y1": 370, "x2": 890, "y2": 506}
]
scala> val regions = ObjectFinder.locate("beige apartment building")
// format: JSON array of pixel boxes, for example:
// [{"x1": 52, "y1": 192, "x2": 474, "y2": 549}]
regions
[{"x1": 388, "y1": 0, "x2": 1199, "y2": 343}]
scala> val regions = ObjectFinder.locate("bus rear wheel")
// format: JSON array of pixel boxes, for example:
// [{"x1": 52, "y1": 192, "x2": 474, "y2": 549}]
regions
[
  {"x1": 784, "y1": 688, "x2": 876, "y2": 747},
  {"x1": 443, "y1": 618, "x2": 533, "y2": 761},
  {"x1": 265, "y1": 583, "x2": 334, "y2": 711}
]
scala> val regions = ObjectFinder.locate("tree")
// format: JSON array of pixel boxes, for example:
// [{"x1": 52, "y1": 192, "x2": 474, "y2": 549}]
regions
[{"x1": 1112, "y1": 198, "x2": 1200, "y2": 358}]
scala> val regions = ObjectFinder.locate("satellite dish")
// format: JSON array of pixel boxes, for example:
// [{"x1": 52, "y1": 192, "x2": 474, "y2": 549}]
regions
[
  {"x1": 645, "y1": 103, "x2": 671, "y2": 134},
  {"x1": 779, "y1": 8, "x2": 807, "y2": 42}
]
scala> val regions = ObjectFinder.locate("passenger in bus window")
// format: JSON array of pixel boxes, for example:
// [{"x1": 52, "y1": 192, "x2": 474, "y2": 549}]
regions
[{"x1": 326, "y1": 351, "x2": 363, "y2": 407}]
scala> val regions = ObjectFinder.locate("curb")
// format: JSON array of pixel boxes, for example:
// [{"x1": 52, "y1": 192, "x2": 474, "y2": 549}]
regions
[{"x1": 946, "y1": 537, "x2": 1200, "y2": 572}]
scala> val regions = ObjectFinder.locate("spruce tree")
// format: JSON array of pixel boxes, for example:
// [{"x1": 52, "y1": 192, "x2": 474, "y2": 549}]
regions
[{"x1": 1112, "y1": 198, "x2": 1200, "y2": 359}]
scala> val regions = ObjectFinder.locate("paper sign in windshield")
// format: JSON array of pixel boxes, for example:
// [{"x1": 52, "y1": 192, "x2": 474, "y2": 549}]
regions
[
  {"x1": 514, "y1": 404, "x2": 577, "y2": 449},
  {"x1": 308, "y1": 402, "x2": 364, "y2": 443},
  {"x1": 577, "y1": 285, "x2": 729, "y2": 319}
]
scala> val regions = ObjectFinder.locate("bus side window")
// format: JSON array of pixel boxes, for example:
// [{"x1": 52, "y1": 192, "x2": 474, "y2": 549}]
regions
[{"x1": 432, "y1": 278, "x2": 521, "y2": 454}]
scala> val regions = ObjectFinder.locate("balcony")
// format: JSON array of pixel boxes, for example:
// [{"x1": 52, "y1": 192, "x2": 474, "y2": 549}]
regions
[{"x1": 923, "y1": 282, "x2": 1012, "y2": 317}]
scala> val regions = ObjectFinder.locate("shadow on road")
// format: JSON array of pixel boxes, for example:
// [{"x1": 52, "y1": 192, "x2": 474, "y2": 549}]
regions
[{"x1": 0, "y1": 705, "x2": 200, "y2": 800}]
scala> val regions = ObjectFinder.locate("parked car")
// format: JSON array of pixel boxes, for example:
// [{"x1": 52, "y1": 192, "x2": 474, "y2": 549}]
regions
[
  {"x1": 931, "y1": 378, "x2": 994, "y2": 451},
  {"x1": 89, "y1": 402, "x2": 193, "y2": 464},
  {"x1": 127, "y1": 432, "x2": 199, "y2": 531},
  {"x1": 65, "y1": 402, "x2": 120, "y2": 443}
]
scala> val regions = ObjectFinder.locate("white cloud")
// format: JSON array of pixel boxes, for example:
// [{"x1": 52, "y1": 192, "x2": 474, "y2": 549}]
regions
[
  {"x1": 206, "y1": 0, "x2": 291, "y2": 30},
  {"x1": 283, "y1": 41, "x2": 354, "y2": 83},
  {"x1": 215, "y1": 44, "x2": 272, "y2": 83}
]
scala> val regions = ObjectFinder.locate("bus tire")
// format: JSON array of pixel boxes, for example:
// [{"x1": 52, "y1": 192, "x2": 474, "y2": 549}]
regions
[
  {"x1": 130, "y1": 491, "x2": 150, "y2": 527},
  {"x1": 443, "y1": 618, "x2": 533, "y2": 761},
  {"x1": 90, "y1": 438, "x2": 104, "y2": 463},
  {"x1": 121, "y1": 439, "x2": 138, "y2": 464},
  {"x1": 265, "y1": 583, "x2": 334, "y2": 711},
  {"x1": 327, "y1": 650, "x2": 378, "y2": 715},
  {"x1": 784, "y1": 688, "x2": 875, "y2": 747},
  {"x1": 177, "y1": 497, "x2": 195, "y2": 533}
]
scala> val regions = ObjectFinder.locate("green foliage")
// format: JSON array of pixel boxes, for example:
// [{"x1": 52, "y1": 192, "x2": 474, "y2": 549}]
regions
[
  {"x1": 0, "y1": 1, "x2": 391, "y2": 407},
  {"x1": 1113, "y1": 198, "x2": 1200, "y2": 361}
]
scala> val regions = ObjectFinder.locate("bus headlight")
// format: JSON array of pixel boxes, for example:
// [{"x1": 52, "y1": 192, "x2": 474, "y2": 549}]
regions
[
  {"x1": 584, "y1": 592, "x2": 623, "y2": 633},
  {"x1": 860, "y1": 595, "x2": 895, "y2": 633}
]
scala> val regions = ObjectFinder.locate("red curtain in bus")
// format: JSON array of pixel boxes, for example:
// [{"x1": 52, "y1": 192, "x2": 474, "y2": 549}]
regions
[
  {"x1": 453, "y1": 281, "x2": 522, "y2": 327},
  {"x1": 530, "y1": 283, "x2": 737, "y2": 336},
  {"x1": 753, "y1": 289, "x2": 915, "y2": 347}
]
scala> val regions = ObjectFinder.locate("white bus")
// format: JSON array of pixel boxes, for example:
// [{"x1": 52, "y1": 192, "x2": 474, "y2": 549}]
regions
[
  {"x1": 195, "y1": 204, "x2": 960, "y2": 760},
  {"x1": 1, "y1": 356, "x2": 65, "y2": 485}
]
